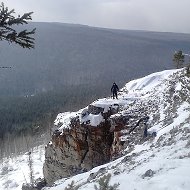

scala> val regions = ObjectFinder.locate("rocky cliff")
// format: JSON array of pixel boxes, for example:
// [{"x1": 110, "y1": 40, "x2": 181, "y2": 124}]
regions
[
  {"x1": 43, "y1": 68, "x2": 190, "y2": 185},
  {"x1": 43, "y1": 103, "x2": 120, "y2": 184}
]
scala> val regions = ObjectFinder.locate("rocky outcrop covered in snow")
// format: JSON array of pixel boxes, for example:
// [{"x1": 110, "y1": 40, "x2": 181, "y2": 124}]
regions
[
  {"x1": 43, "y1": 68, "x2": 190, "y2": 186},
  {"x1": 43, "y1": 104, "x2": 119, "y2": 184},
  {"x1": 43, "y1": 96, "x2": 151, "y2": 185}
]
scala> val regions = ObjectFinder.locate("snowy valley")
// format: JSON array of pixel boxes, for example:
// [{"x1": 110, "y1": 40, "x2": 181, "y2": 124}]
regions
[{"x1": 1, "y1": 68, "x2": 190, "y2": 190}]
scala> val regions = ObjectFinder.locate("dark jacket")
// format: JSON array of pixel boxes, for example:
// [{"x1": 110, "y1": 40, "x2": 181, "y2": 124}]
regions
[{"x1": 111, "y1": 83, "x2": 119, "y2": 92}]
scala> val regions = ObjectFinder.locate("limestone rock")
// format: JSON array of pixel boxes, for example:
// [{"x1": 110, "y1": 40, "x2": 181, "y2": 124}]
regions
[{"x1": 43, "y1": 104, "x2": 114, "y2": 185}]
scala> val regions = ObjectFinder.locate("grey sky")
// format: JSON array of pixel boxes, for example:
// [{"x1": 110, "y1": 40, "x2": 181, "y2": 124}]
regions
[{"x1": 3, "y1": 0, "x2": 190, "y2": 33}]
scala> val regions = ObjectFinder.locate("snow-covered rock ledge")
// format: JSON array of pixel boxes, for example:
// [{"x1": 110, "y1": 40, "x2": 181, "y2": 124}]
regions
[
  {"x1": 43, "y1": 99, "x2": 120, "y2": 184},
  {"x1": 43, "y1": 68, "x2": 190, "y2": 188}
]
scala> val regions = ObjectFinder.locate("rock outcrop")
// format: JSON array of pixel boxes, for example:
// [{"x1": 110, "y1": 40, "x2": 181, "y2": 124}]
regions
[
  {"x1": 43, "y1": 68, "x2": 190, "y2": 185},
  {"x1": 43, "y1": 104, "x2": 118, "y2": 184},
  {"x1": 43, "y1": 99, "x2": 151, "y2": 184}
]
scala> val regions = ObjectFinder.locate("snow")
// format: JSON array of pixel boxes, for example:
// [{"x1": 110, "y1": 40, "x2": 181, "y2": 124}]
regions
[
  {"x1": 42, "y1": 68, "x2": 190, "y2": 190},
  {"x1": 54, "y1": 69, "x2": 180, "y2": 131},
  {"x1": 54, "y1": 112, "x2": 79, "y2": 131},
  {"x1": 81, "y1": 113, "x2": 105, "y2": 127},
  {"x1": 43, "y1": 129, "x2": 190, "y2": 190},
  {"x1": 43, "y1": 117, "x2": 190, "y2": 190},
  {"x1": 176, "y1": 82, "x2": 182, "y2": 91},
  {"x1": 0, "y1": 146, "x2": 45, "y2": 190},
  {"x1": 1, "y1": 68, "x2": 190, "y2": 190},
  {"x1": 124, "y1": 69, "x2": 178, "y2": 92},
  {"x1": 153, "y1": 102, "x2": 190, "y2": 139},
  {"x1": 91, "y1": 98, "x2": 121, "y2": 113}
]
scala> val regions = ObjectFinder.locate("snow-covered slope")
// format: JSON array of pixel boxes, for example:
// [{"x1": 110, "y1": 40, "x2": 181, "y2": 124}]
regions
[
  {"x1": 1, "y1": 68, "x2": 190, "y2": 190},
  {"x1": 43, "y1": 68, "x2": 190, "y2": 190},
  {"x1": 0, "y1": 146, "x2": 45, "y2": 190}
]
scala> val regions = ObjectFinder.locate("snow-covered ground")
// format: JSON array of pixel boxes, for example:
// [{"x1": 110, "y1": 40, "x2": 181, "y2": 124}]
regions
[
  {"x1": 1, "y1": 68, "x2": 190, "y2": 190},
  {"x1": 0, "y1": 146, "x2": 45, "y2": 190},
  {"x1": 54, "y1": 69, "x2": 179, "y2": 132},
  {"x1": 43, "y1": 68, "x2": 190, "y2": 190},
  {"x1": 43, "y1": 120, "x2": 190, "y2": 190}
]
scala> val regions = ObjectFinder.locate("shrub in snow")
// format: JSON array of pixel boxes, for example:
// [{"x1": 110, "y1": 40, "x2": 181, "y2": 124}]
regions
[
  {"x1": 87, "y1": 167, "x2": 107, "y2": 182},
  {"x1": 22, "y1": 183, "x2": 36, "y2": 190},
  {"x1": 22, "y1": 178, "x2": 46, "y2": 190},
  {"x1": 186, "y1": 65, "x2": 190, "y2": 76},
  {"x1": 185, "y1": 140, "x2": 190, "y2": 148},
  {"x1": 142, "y1": 169, "x2": 155, "y2": 178},
  {"x1": 0, "y1": 165, "x2": 14, "y2": 175},
  {"x1": 113, "y1": 170, "x2": 120, "y2": 175},
  {"x1": 64, "y1": 181, "x2": 80, "y2": 190},
  {"x1": 1, "y1": 166, "x2": 9, "y2": 175},
  {"x1": 94, "y1": 173, "x2": 120, "y2": 190}
]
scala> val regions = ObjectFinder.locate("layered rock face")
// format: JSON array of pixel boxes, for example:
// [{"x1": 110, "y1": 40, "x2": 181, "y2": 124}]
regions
[
  {"x1": 43, "y1": 101, "x2": 148, "y2": 184},
  {"x1": 43, "y1": 104, "x2": 118, "y2": 184}
]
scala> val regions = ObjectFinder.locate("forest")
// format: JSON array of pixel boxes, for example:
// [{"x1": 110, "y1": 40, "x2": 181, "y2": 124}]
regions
[{"x1": 0, "y1": 84, "x2": 106, "y2": 138}]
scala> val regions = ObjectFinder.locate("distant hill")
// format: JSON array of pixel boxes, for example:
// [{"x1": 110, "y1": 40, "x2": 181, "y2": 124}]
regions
[{"x1": 1, "y1": 22, "x2": 190, "y2": 96}]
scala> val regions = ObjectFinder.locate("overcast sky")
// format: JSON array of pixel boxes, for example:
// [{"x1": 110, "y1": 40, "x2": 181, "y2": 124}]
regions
[{"x1": 2, "y1": 0, "x2": 190, "y2": 33}]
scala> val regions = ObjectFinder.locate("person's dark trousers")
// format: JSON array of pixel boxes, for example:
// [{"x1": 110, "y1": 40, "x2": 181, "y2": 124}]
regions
[{"x1": 113, "y1": 91, "x2": 118, "y2": 99}]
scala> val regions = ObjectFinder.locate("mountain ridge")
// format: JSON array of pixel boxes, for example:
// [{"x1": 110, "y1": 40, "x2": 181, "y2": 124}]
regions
[{"x1": 1, "y1": 22, "x2": 190, "y2": 96}]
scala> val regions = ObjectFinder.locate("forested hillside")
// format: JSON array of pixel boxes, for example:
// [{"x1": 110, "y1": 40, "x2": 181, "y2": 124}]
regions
[
  {"x1": 1, "y1": 22, "x2": 190, "y2": 143},
  {"x1": 0, "y1": 85, "x2": 101, "y2": 138},
  {"x1": 1, "y1": 23, "x2": 190, "y2": 96}
]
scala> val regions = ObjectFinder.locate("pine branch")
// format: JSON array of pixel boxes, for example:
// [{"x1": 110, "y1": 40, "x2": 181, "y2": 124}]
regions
[{"x1": 0, "y1": 2, "x2": 35, "y2": 49}]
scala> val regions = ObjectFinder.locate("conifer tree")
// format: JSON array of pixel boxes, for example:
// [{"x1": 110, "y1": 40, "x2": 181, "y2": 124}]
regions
[
  {"x1": 64, "y1": 181, "x2": 79, "y2": 190},
  {"x1": 0, "y1": 2, "x2": 35, "y2": 49},
  {"x1": 94, "y1": 174, "x2": 120, "y2": 190},
  {"x1": 173, "y1": 50, "x2": 185, "y2": 69}
]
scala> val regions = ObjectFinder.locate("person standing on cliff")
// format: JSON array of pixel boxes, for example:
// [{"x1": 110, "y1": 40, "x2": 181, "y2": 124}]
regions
[{"x1": 111, "y1": 82, "x2": 119, "y2": 99}]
